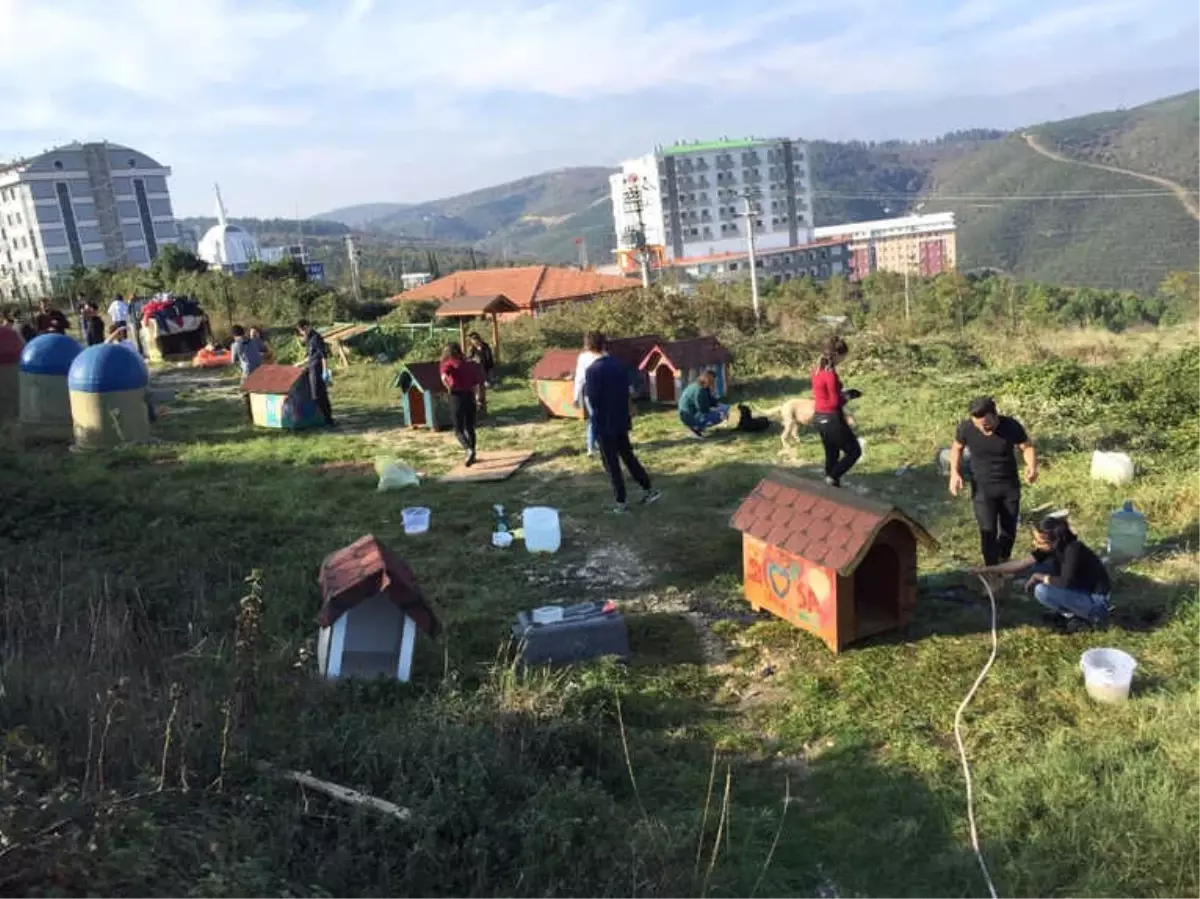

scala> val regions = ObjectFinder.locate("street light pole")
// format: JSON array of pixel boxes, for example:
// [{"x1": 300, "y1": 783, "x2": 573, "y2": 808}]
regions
[{"x1": 742, "y1": 190, "x2": 761, "y2": 326}]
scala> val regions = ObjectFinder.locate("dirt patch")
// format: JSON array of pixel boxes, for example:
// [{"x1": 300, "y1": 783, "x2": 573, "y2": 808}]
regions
[{"x1": 528, "y1": 543, "x2": 653, "y2": 592}]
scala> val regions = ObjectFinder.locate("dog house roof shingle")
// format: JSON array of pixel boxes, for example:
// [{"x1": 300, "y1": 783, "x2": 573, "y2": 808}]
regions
[
  {"x1": 531, "y1": 348, "x2": 581, "y2": 381},
  {"x1": 730, "y1": 470, "x2": 935, "y2": 575},
  {"x1": 241, "y1": 364, "x2": 307, "y2": 395},
  {"x1": 640, "y1": 336, "x2": 732, "y2": 372},
  {"x1": 394, "y1": 361, "x2": 446, "y2": 393},
  {"x1": 318, "y1": 534, "x2": 441, "y2": 635}
]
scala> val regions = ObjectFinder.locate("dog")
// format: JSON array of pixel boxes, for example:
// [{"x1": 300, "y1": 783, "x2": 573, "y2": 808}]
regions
[
  {"x1": 735, "y1": 403, "x2": 772, "y2": 432},
  {"x1": 765, "y1": 397, "x2": 857, "y2": 449}
]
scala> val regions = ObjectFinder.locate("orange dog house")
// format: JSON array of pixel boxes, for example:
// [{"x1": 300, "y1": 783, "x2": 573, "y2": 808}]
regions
[{"x1": 730, "y1": 471, "x2": 936, "y2": 652}]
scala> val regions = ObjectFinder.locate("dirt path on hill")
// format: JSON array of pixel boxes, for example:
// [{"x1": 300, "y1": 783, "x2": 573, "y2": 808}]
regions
[{"x1": 1022, "y1": 132, "x2": 1199, "y2": 220}]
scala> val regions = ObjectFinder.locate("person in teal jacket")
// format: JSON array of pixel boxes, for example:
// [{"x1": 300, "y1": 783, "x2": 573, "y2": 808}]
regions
[{"x1": 678, "y1": 371, "x2": 729, "y2": 437}]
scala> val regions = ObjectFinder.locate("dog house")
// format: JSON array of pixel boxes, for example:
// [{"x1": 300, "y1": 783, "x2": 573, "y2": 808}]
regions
[
  {"x1": 0, "y1": 325, "x2": 23, "y2": 421},
  {"x1": 730, "y1": 471, "x2": 936, "y2": 652},
  {"x1": 532, "y1": 349, "x2": 586, "y2": 419},
  {"x1": 638, "y1": 336, "x2": 732, "y2": 405},
  {"x1": 392, "y1": 361, "x2": 451, "y2": 430},
  {"x1": 317, "y1": 534, "x2": 441, "y2": 681},
  {"x1": 241, "y1": 364, "x2": 323, "y2": 430},
  {"x1": 606, "y1": 334, "x2": 661, "y2": 400}
]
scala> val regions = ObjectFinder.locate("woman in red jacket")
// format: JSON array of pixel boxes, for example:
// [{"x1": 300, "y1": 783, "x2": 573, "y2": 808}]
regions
[{"x1": 811, "y1": 336, "x2": 862, "y2": 487}]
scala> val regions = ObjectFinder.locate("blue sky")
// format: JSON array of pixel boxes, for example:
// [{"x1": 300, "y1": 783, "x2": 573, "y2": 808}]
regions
[{"x1": 0, "y1": 0, "x2": 1195, "y2": 218}]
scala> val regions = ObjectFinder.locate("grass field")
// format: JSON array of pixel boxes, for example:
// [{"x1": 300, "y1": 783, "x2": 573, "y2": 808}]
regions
[{"x1": 1, "y1": 327, "x2": 1197, "y2": 897}]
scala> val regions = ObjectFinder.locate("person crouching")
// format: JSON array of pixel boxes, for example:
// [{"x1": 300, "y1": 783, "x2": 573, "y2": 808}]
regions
[{"x1": 678, "y1": 371, "x2": 729, "y2": 438}]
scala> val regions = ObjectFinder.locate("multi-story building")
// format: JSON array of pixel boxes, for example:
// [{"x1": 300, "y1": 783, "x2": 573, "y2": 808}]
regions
[
  {"x1": 813, "y1": 212, "x2": 956, "y2": 280},
  {"x1": 660, "y1": 237, "x2": 852, "y2": 286},
  {"x1": 0, "y1": 142, "x2": 180, "y2": 300},
  {"x1": 610, "y1": 137, "x2": 814, "y2": 275}
]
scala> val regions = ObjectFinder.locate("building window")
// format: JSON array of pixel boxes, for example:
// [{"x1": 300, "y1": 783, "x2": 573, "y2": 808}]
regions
[
  {"x1": 54, "y1": 160, "x2": 63, "y2": 170},
  {"x1": 133, "y1": 178, "x2": 159, "y2": 259},
  {"x1": 55, "y1": 182, "x2": 83, "y2": 267}
]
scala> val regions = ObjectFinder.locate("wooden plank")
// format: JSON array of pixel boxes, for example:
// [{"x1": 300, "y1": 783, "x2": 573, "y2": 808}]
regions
[{"x1": 440, "y1": 450, "x2": 533, "y2": 483}]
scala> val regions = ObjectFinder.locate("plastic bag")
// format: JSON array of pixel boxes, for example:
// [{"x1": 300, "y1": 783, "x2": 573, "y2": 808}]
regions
[{"x1": 374, "y1": 457, "x2": 420, "y2": 491}]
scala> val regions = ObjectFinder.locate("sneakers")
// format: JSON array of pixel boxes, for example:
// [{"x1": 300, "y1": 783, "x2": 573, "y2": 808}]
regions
[
  {"x1": 640, "y1": 488, "x2": 663, "y2": 505},
  {"x1": 825, "y1": 476, "x2": 841, "y2": 488},
  {"x1": 464, "y1": 450, "x2": 477, "y2": 467},
  {"x1": 688, "y1": 427, "x2": 706, "y2": 439},
  {"x1": 611, "y1": 503, "x2": 629, "y2": 514}
]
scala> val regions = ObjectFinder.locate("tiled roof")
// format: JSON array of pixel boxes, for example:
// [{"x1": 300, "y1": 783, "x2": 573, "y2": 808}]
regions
[
  {"x1": 317, "y1": 534, "x2": 440, "y2": 635},
  {"x1": 393, "y1": 361, "x2": 445, "y2": 393},
  {"x1": 532, "y1": 348, "x2": 581, "y2": 381},
  {"x1": 241, "y1": 364, "x2": 306, "y2": 395},
  {"x1": 730, "y1": 470, "x2": 935, "y2": 575},
  {"x1": 640, "y1": 336, "x2": 732, "y2": 372},
  {"x1": 435, "y1": 294, "x2": 521, "y2": 317},
  {"x1": 607, "y1": 334, "x2": 662, "y2": 369},
  {"x1": 391, "y1": 266, "x2": 637, "y2": 310}
]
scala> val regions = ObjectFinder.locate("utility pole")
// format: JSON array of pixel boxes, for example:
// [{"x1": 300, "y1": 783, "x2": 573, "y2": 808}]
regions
[
  {"x1": 622, "y1": 176, "x2": 651, "y2": 289},
  {"x1": 741, "y1": 189, "x2": 762, "y2": 325},
  {"x1": 344, "y1": 235, "x2": 362, "y2": 304},
  {"x1": 576, "y1": 236, "x2": 588, "y2": 270}
]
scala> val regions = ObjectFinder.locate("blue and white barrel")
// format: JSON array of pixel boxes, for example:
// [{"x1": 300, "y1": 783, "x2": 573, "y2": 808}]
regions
[
  {"x1": 19, "y1": 333, "x2": 82, "y2": 441},
  {"x1": 68, "y1": 344, "x2": 151, "y2": 449}
]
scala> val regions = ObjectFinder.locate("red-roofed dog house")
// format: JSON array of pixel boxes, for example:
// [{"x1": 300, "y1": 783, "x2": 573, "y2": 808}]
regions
[
  {"x1": 532, "y1": 348, "x2": 586, "y2": 419},
  {"x1": 241, "y1": 364, "x2": 323, "y2": 430},
  {"x1": 730, "y1": 471, "x2": 936, "y2": 652},
  {"x1": 317, "y1": 534, "x2": 442, "y2": 681},
  {"x1": 639, "y1": 336, "x2": 732, "y2": 405},
  {"x1": 392, "y1": 361, "x2": 451, "y2": 430}
]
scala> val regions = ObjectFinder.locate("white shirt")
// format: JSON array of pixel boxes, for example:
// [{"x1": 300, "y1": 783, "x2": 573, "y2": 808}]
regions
[
  {"x1": 573, "y1": 350, "x2": 601, "y2": 405},
  {"x1": 108, "y1": 298, "x2": 130, "y2": 324}
]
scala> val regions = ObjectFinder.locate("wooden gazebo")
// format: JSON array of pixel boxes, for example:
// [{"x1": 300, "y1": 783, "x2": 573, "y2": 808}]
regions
[{"x1": 435, "y1": 294, "x2": 520, "y2": 362}]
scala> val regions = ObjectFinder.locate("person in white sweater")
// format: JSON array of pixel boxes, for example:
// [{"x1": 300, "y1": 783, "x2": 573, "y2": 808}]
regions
[{"x1": 573, "y1": 343, "x2": 602, "y2": 457}]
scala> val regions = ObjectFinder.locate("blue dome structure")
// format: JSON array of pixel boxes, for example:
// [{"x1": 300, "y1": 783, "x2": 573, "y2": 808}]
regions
[
  {"x1": 68, "y1": 344, "x2": 149, "y2": 393},
  {"x1": 20, "y1": 333, "x2": 82, "y2": 375}
]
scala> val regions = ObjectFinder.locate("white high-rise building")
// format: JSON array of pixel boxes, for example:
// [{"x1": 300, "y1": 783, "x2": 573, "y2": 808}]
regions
[
  {"x1": 611, "y1": 137, "x2": 813, "y2": 274},
  {"x1": 0, "y1": 141, "x2": 180, "y2": 300}
]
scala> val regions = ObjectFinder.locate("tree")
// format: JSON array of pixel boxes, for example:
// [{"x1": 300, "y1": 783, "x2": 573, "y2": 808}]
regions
[{"x1": 149, "y1": 244, "x2": 209, "y2": 285}]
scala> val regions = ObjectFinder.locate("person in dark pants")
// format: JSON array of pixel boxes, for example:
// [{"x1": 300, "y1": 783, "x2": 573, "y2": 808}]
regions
[
  {"x1": 583, "y1": 331, "x2": 662, "y2": 513},
  {"x1": 82, "y1": 302, "x2": 106, "y2": 346},
  {"x1": 467, "y1": 331, "x2": 496, "y2": 387},
  {"x1": 440, "y1": 342, "x2": 483, "y2": 466},
  {"x1": 949, "y1": 396, "x2": 1037, "y2": 567},
  {"x1": 296, "y1": 319, "x2": 335, "y2": 427},
  {"x1": 810, "y1": 335, "x2": 862, "y2": 488}
]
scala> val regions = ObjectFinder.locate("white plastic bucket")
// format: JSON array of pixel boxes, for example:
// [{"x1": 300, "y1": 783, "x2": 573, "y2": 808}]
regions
[
  {"x1": 1080, "y1": 648, "x2": 1137, "y2": 704},
  {"x1": 492, "y1": 531, "x2": 513, "y2": 548},
  {"x1": 402, "y1": 506, "x2": 431, "y2": 535},
  {"x1": 1090, "y1": 451, "x2": 1134, "y2": 487},
  {"x1": 523, "y1": 506, "x2": 561, "y2": 554}
]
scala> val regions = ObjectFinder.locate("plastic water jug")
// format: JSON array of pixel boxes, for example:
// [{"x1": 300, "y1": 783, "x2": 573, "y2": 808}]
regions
[
  {"x1": 1090, "y1": 450, "x2": 1134, "y2": 486},
  {"x1": 1107, "y1": 501, "x2": 1148, "y2": 561},
  {"x1": 494, "y1": 504, "x2": 509, "y2": 533},
  {"x1": 523, "y1": 506, "x2": 561, "y2": 554}
]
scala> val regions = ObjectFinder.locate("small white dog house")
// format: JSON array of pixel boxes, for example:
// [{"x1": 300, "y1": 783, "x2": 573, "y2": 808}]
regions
[{"x1": 316, "y1": 534, "x2": 440, "y2": 681}]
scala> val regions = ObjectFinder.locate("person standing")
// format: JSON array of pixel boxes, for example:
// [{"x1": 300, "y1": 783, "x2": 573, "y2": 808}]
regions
[
  {"x1": 34, "y1": 299, "x2": 69, "y2": 335},
  {"x1": 949, "y1": 396, "x2": 1037, "y2": 567},
  {"x1": 231, "y1": 325, "x2": 265, "y2": 421},
  {"x1": 82, "y1": 302, "x2": 106, "y2": 346},
  {"x1": 107, "y1": 293, "x2": 130, "y2": 330},
  {"x1": 296, "y1": 319, "x2": 335, "y2": 427},
  {"x1": 678, "y1": 371, "x2": 729, "y2": 438},
  {"x1": 440, "y1": 342, "x2": 483, "y2": 466},
  {"x1": 584, "y1": 331, "x2": 661, "y2": 513},
  {"x1": 811, "y1": 336, "x2": 862, "y2": 488},
  {"x1": 573, "y1": 338, "x2": 603, "y2": 457},
  {"x1": 467, "y1": 332, "x2": 496, "y2": 387}
]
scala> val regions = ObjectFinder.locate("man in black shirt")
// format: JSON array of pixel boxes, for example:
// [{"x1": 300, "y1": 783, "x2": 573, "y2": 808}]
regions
[
  {"x1": 296, "y1": 319, "x2": 335, "y2": 427},
  {"x1": 34, "y1": 298, "x2": 69, "y2": 335},
  {"x1": 82, "y1": 302, "x2": 105, "y2": 346},
  {"x1": 972, "y1": 515, "x2": 1111, "y2": 627},
  {"x1": 949, "y1": 396, "x2": 1037, "y2": 566}
]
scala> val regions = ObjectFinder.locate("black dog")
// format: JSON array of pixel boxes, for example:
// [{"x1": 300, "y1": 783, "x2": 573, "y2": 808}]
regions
[{"x1": 735, "y1": 404, "x2": 771, "y2": 432}]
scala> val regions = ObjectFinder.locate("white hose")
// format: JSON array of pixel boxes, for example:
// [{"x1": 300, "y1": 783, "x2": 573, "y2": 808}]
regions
[{"x1": 954, "y1": 575, "x2": 1001, "y2": 899}]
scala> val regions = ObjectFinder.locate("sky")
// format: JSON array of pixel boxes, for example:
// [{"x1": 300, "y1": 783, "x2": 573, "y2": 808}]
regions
[{"x1": 0, "y1": 0, "x2": 1196, "y2": 218}]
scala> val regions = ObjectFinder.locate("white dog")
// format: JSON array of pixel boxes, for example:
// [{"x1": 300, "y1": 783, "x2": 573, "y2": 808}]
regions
[{"x1": 764, "y1": 397, "x2": 856, "y2": 449}]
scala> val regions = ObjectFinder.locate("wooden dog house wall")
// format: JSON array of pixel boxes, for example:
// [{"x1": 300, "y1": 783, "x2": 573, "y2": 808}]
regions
[{"x1": 730, "y1": 471, "x2": 936, "y2": 652}]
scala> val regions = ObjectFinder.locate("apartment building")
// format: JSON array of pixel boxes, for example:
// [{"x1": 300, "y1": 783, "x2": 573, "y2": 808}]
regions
[
  {"x1": 661, "y1": 237, "x2": 852, "y2": 286},
  {"x1": 0, "y1": 142, "x2": 179, "y2": 300},
  {"x1": 813, "y1": 212, "x2": 956, "y2": 280},
  {"x1": 611, "y1": 137, "x2": 814, "y2": 275}
]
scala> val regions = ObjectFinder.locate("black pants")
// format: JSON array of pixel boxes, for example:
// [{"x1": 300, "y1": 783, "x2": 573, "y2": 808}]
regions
[
  {"x1": 973, "y1": 486, "x2": 1021, "y2": 566},
  {"x1": 450, "y1": 391, "x2": 477, "y2": 453},
  {"x1": 308, "y1": 367, "x2": 334, "y2": 425},
  {"x1": 815, "y1": 412, "x2": 861, "y2": 482},
  {"x1": 598, "y1": 431, "x2": 650, "y2": 504}
]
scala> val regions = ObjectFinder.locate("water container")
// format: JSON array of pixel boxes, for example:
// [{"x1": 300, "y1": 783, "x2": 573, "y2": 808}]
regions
[
  {"x1": 494, "y1": 504, "x2": 510, "y2": 533},
  {"x1": 1080, "y1": 647, "x2": 1137, "y2": 704},
  {"x1": 523, "y1": 506, "x2": 561, "y2": 554},
  {"x1": 1090, "y1": 450, "x2": 1134, "y2": 486},
  {"x1": 402, "y1": 506, "x2": 430, "y2": 535},
  {"x1": 1107, "y1": 501, "x2": 1148, "y2": 561}
]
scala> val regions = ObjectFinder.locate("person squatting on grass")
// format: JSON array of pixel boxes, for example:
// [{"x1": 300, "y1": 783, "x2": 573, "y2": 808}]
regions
[
  {"x1": 440, "y1": 341, "x2": 484, "y2": 467},
  {"x1": 949, "y1": 395, "x2": 1037, "y2": 566},
  {"x1": 811, "y1": 335, "x2": 863, "y2": 488},
  {"x1": 971, "y1": 514, "x2": 1112, "y2": 630},
  {"x1": 583, "y1": 331, "x2": 662, "y2": 513},
  {"x1": 678, "y1": 370, "x2": 730, "y2": 438}
]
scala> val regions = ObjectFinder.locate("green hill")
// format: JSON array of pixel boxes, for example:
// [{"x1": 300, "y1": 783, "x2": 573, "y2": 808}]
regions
[{"x1": 313, "y1": 92, "x2": 1198, "y2": 292}]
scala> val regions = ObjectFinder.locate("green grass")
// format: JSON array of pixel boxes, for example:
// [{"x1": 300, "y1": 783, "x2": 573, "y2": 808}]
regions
[{"x1": 1, "y1": 329, "x2": 1197, "y2": 897}]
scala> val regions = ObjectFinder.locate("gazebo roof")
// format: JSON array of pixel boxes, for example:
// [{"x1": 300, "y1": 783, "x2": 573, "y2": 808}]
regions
[{"x1": 435, "y1": 294, "x2": 520, "y2": 318}]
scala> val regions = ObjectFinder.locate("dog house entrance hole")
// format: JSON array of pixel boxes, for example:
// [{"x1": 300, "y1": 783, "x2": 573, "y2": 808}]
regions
[
  {"x1": 655, "y1": 366, "x2": 676, "y2": 403},
  {"x1": 853, "y1": 542, "x2": 902, "y2": 638}
]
